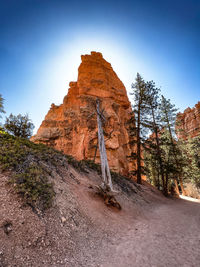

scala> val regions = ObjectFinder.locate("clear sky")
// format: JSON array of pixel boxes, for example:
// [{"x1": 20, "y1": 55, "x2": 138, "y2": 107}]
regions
[{"x1": 0, "y1": 0, "x2": 199, "y2": 133}]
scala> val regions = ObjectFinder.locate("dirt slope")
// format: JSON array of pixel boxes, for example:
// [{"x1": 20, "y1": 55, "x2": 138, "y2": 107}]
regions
[{"x1": 1, "y1": 164, "x2": 200, "y2": 267}]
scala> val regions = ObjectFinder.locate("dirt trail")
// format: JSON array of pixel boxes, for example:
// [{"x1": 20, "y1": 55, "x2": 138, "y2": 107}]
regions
[
  {"x1": 1, "y1": 168, "x2": 200, "y2": 267},
  {"x1": 98, "y1": 198, "x2": 200, "y2": 267}
]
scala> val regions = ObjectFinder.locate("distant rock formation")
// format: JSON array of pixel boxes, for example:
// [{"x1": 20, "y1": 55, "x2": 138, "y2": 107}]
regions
[
  {"x1": 31, "y1": 52, "x2": 136, "y2": 175},
  {"x1": 176, "y1": 102, "x2": 200, "y2": 139}
]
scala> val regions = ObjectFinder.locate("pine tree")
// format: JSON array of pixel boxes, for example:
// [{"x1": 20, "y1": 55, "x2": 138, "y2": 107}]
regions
[
  {"x1": 130, "y1": 73, "x2": 151, "y2": 184},
  {"x1": 144, "y1": 146, "x2": 161, "y2": 189},
  {"x1": 4, "y1": 113, "x2": 34, "y2": 138},
  {"x1": 0, "y1": 94, "x2": 5, "y2": 119},
  {"x1": 159, "y1": 96, "x2": 186, "y2": 195},
  {"x1": 189, "y1": 135, "x2": 200, "y2": 187},
  {"x1": 175, "y1": 119, "x2": 200, "y2": 191},
  {"x1": 181, "y1": 135, "x2": 200, "y2": 188},
  {"x1": 145, "y1": 81, "x2": 168, "y2": 194},
  {"x1": 160, "y1": 128, "x2": 184, "y2": 194}
]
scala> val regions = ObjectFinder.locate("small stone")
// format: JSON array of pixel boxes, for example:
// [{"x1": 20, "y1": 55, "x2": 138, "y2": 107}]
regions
[
  {"x1": 46, "y1": 240, "x2": 50, "y2": 246},
  {"x1": 61, "y1": 217, "x2": 66, "y2": 223},
  {"x1": 3, "y1": 222, "x2": 12, "y2": 235}
]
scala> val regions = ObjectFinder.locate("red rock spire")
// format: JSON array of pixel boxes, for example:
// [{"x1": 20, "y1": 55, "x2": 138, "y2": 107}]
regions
[{"x1": 31, "y1": 52, "x2": 136, "y2": 175}]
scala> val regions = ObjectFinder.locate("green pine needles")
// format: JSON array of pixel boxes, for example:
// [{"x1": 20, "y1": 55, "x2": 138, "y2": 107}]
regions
[{"x1": 130, "y1": 73, "x2": 199, "y2": 197}]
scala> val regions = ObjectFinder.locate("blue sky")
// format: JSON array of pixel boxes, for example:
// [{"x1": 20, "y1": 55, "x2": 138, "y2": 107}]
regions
[{"x1": 0, "y1": 0, "x2": 199, "y2": 133}]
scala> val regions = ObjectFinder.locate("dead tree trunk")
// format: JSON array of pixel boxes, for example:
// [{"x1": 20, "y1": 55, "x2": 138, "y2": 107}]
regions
[{"x1": 96, "y1": 99, "x2": 113, "y2": 191}]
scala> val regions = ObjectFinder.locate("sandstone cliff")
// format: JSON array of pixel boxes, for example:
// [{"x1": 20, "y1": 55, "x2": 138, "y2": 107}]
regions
[
  {"x1": 31, "y1": 52, "x2": 136, "y2": 175},
  {"x1": 176, "y1": 102, "x2": 200, "y2": 139}
]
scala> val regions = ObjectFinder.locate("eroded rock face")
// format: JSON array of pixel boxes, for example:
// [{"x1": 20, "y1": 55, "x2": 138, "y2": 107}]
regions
[
  {"x1": 31, "y1": 52, "x2": 136, "y2": 175},
  {"x1": 176, "y1": 102, "x2": 200, "y2": 139}
]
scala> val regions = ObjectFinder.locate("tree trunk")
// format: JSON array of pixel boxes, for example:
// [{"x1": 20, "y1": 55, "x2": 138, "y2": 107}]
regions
[
  {"x1": 151, "y1": 108, "x2": 165, "y2": 191},
  {"x1": 165, "y1": 111, "x2": 186, "y2": 196},
  {"x1": 136, "y1": 104, "x2": 142, "y2": 184},
  {"x1": 163, "y1": 173, "x2": 169, "y2": 196},
  {"x1": 178, "y1": 177, "x2": 185, "y2": 195},
  {"x1": 96, "y1": 99, "x2": 113, "y2": 191},
  {"x1": 174, "y1": 179, "x2": 180, "y2": 195}
]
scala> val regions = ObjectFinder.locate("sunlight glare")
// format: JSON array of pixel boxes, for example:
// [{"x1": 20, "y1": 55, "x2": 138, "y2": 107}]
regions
[{"x1": 179, "y1": 195, "x2": 200, "y2": 203}]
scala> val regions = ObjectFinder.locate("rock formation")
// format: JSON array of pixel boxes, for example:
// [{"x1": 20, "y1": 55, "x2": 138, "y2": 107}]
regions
[
  {"x1": 176, "y1": 102, "x2": 200, "y2": 139},
  {"x1": 31, "y1": 52, "x2": 136, "y2": 175}
]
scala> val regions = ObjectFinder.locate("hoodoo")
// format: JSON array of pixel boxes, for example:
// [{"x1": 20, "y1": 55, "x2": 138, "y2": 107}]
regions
[
  {"x1": 176, "y1": 101, "x2": 200, "y2": 139},
  {"x1": 31, "y1": 52, "x2": 136, "y2": 175}
]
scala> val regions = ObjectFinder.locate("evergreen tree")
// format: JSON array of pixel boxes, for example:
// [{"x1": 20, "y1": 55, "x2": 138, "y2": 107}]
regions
[
  {"x1": 145, "y1": 81, "x2": 168, "y2": 194},
  {"x1": 130, "y1": 73, "x2": 151, "y2": 184},
  {"x1": 189, "y1": 135, "x2": 200, "y2": 187},
  {"x1": 144, "y1": 144, "x2": 161, "y2": 189},
  {"x1": 159, "y1": 95, "x2": 186, "y2": 195},
  {"x1": 0, "y1": 94, "x2": 5, "y2": 118},
  {"x1": 176, "y1": 118, "x2": 200, "y2": 193},
  {"x1": 0, "y1": 94, "x2": 6, "y2": 131},
  {"x1": 181, "y1": 135, "x2": 200, "y2": 188},
  {"x1": 4, "y1": 113, "x2": 34, "y2": 138},
  {"x1": 160, "y1": 128, "x2": 184, "y2": 194}
]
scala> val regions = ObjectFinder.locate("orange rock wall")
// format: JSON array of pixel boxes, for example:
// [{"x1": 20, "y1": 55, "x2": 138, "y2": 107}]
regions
[
  {"x1": 31, "y1": 52, "x2": 136, "y2": 175},
  {"x1": 176, "y1": 102, "x2": 200, "y2": 139}
]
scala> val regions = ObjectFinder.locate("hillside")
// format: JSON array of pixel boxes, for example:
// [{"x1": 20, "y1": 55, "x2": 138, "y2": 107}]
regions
[{"x1": 1, "y1": 132, "x2": 200, "y2": 266}]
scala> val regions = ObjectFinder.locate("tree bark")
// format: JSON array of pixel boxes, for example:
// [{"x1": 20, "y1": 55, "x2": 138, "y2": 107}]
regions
[
  {"x1": 164, "y1": 108, "x2": 186, "y2": 195},
  {"x1": 136, "y1": 101, "x2": 142, "y2": 184},
  {"x1": 163, "y1": 172, "x2": 169, "y2": 196},
  {"x1": 174, "y1": 179, "x2": 180, "y2": 195},
  {"x1": 151, "y1": 108, "x2": 165, "y2": 192},
  {"x1": 96, "y1": 99, "x2": 113, "y2": 191}
]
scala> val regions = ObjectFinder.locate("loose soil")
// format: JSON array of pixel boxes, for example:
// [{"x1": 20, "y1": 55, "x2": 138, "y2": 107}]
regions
[{"x1": 0, "y1": 167, "x2": 200, "y2": 267}]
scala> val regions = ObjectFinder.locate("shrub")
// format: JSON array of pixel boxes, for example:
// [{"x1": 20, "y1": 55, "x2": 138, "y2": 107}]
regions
[
  {"x1": 0, "y1": 131, "x2": 66, "y2": 211},
  {"x1": 4, "y1": 113, "x2": 34, "y2": 138},
  {"x1": 13, "y1": 167, "x2": 55, "y2": 210}
]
